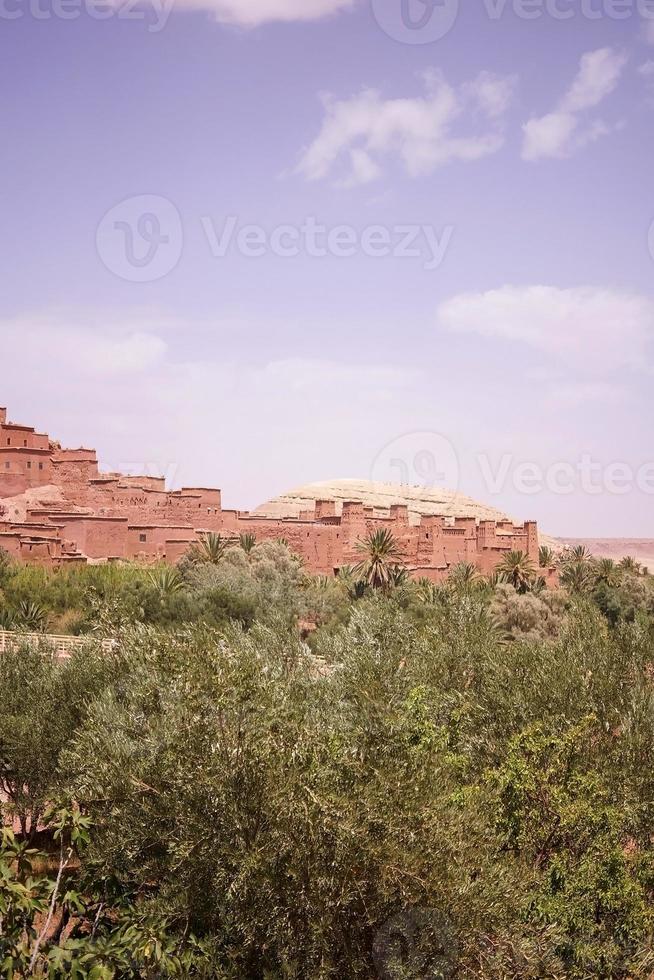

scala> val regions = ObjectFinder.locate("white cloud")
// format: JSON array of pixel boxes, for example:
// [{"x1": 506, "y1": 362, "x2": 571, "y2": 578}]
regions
[
  {"x1": 549, "y1": 381, "x2": 627, "y2": 407},
  {"x1": 1, "y1": 314, "x2": 168, "y2": 376},
  {"x1": 347, "y1": 148, "x2": 383, "y2": 186},
  {"x1": 3, "y1": 309, "x2": 650, "y2": 535},
  {"x1": 639, "y1": 59, "x2": 654, "y2": 100},
  {"x1": 522, "y1": 48, "x2": 627, "y2": 161},
  {"x1": 438, "y1": 285, "x2": 654, "y2": 375},
  {"x1": 560, "y1": 47, "x2": 627, "y2": 113},
  {"x1": 168, "y1": 0, "x2": 354, "y2": 26},
  {"x1": 296, "y1": 70, "x2": 516, "y2": 186},
  {"x1": 522, "y1": 112, "x2": 578, "y2": 161},
  {"x1": 0, "y1": 312, "x2": 422, "y2": 505},
  {"x1": 256, "y1": 357, "x2": 412, "y2": 394}
]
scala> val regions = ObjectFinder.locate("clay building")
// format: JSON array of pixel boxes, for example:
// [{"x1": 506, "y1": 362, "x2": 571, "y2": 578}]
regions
[{"x1": 0, "y1": 406, "x2": 541, "y2": 579}]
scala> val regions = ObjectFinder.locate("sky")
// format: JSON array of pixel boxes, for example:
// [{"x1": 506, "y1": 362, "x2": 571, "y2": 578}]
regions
[{"x1": 1, "y1": 0, "x2": 653, "y2": 535}]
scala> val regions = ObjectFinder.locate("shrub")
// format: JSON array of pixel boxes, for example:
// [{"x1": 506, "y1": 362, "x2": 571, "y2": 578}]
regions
[{"x1": 490, "y1": 583, "x2": 567, "y2": 641}]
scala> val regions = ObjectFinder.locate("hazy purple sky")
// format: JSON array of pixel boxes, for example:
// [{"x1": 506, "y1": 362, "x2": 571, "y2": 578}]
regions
[{"x1": 1, "y1": 0, "x2": 653, "y2": 535}]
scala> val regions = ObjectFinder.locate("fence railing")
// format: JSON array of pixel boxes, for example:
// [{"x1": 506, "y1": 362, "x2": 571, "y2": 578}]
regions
[{"x1": 0, "y1": 629, "x2": 115, "y2": 657}]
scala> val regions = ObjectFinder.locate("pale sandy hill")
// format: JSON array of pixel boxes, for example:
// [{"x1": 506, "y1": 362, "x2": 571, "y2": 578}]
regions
[{"x1": 255, "y1": 479, "x2": 558, "y2": 548}]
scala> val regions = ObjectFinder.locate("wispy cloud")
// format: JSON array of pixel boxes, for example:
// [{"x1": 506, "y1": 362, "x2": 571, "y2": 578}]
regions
[
  {"x1": 169, "y1": 0, "x2": 354, "y2": 27},
  {"x1": 437, "y1": 285, "x2": 654, "y2": 376},
  {"x1": 296, "y1": 70, "x2": 516, "y2": 187},
  {"x1": 0, "y1": 312, "x2": 422, "y2": 501},
  {"x1": 548, "y1": 381, "x2": 627, "y2": 408},
  {"x1": 0, "y1": 313, "x2": 169, "y2": 376},
  {"x1": 522, "y1": 48, "x2": 627, "y2": 161},
  {"x1": 639, "y1": 58, "x2": 654, "y2": 100}
]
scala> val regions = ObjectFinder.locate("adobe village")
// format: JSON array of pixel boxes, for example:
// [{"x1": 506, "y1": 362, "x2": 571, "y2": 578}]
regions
[
  {"x1": 5, "y1": 0, "x2": 654, "y2": 969},
  {"x1": 3, "y1": 399, "x2": 654, "y2": 980},
  {"x1": 0, "y1": 404, "x2": 545, "y2": 580}
]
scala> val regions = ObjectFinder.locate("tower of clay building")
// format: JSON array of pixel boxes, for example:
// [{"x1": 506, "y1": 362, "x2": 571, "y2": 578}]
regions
[
  {"x1": 417, "y1": 515, "x2": 447, "y2": 568},
  {"x1": 315, "y1": 500, "x2": 336, "y2": 520},
  {"x1": 0, "y1": 410, "x2": 53, "y2": 495},
  {"x1": 340, "y1": 501, "x2": 366, "y2": 564},
  {"x1": 524, "y1": 521, "x2": 539, "y2": 562}
]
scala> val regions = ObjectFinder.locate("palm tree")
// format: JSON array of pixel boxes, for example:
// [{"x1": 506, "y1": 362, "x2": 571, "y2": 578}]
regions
[
  {"x1": 388, "y1": 565, "x2": 410, "y2": 589},
  {"x1": 594, "y1": 558, "x2": 620, "y2": 587},
  {"x1": 497, "y1": 551, "x2": 536, "y2": 593},
  {"x1": 15, "y1": 600, "x2": 47, "y2": 632},
  {"x1": 620, "y1": 556, "x2": 642, "y2": 575},
  {"x1": 539, "y1": 545, "x2": 556, "y2": 570},
  {"x1": 415, "y1": 577, "x2": 442, "y2": 605},
  {"x1": 187, "y1": 532, "x2": 228, "y2": 565},
  {"x1": 336, "y1": 564, "x2": 367, "y2": 600},
  {"x1": 560, "y1": 560, "x2": 595, "y2": 596},
  {"x1": 448, "y1": 562, "x2": 481, "y2": 592},
  {"x1": 148, "y1": 565, "x2": 183, "y2": 599},
  {"x1": 567, "y1": 545, "x2": 593, "y2": 564},
  {"x1": 239, "y1": 532, "x2": 257, "y2": 555},
  {"x1": 353, "y1": 529, "x2": 403, "y2": 591}
]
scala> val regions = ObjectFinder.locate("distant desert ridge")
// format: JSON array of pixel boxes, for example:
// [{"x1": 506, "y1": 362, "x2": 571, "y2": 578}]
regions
[{"x1": 559, "y1": 539, "x2": 654, "y2": 573}]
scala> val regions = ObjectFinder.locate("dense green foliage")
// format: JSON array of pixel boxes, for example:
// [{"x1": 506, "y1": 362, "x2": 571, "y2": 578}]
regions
[
  {"x1": 0, "y1": 541, "x2": 349, "y2": 637},
  {"x1": 1, "y1": 542, "x2": 654, "y2": 977}
]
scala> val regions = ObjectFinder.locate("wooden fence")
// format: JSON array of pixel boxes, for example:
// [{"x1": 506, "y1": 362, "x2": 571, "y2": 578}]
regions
[{"x1": 0, "y1": 629, "x2": 115, "y2": 657}]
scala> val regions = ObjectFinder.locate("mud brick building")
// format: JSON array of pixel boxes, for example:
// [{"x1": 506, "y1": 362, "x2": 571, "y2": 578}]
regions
[{"x1": 0, "y1": 406, "x2": 540, "y2": 578}]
